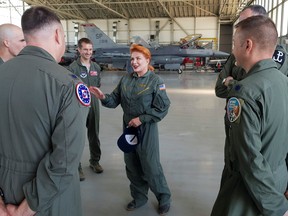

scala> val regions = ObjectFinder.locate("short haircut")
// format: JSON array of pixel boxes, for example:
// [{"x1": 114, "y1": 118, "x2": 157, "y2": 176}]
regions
[
  {"x1": 77, "y1": 38, "x2": 93, "y2": 48},
  {"x1": 235, "y1": 15, "x2": 277, "y2": 52},
  {"x1": 242, "y1": 5, "x2": 267, "y2": 16},
  {"x1": 0, "y1": 24, "x2": 20, "y2": 42},
  {"x1": 21, "y1": 6, "x2": 61, "y2": 35}
]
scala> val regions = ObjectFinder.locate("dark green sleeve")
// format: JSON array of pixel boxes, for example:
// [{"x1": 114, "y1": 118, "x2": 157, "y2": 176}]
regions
[
  {"x1": 215, "y1": 54, "x2": 244, "y2": 98},
  {"x1": 215, "y1": 55, "x2": 234, "y2": 98},
  {"x1": 139, "y1": 78, "x2": 170, "y2": 123},
  {"x1": 101, "y1": 79, "x2": 121, "y2": 108}
]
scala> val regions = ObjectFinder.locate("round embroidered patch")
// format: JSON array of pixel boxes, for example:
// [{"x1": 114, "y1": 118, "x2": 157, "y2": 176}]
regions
[
  {"x1": 76, "y1": 83, "x2": 91, "y2": 107},
  {"x1": 227, "y1": 97, "x2": 241, "y2": 122}
]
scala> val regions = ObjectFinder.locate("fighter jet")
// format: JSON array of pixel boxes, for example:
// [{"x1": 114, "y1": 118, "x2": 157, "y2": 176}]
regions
[
  {"x1": 63, "y1": 23, "x2": 229, "y2": 73},
  {"x1": 132, "y1": 33, "x2": 202, "y2": 49}
]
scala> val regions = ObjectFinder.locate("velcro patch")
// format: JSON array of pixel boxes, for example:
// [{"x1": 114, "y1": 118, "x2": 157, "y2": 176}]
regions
[
  {"x1": 227, "y1": 97, "x2": 241, "y2": 122},
  {"x1": 70, "y1": 74, "x2": 78, "y2": 79},
  {"x1": 234, "y1": 84, "x2": 242, "y2": 91},
  {"x1": 90, "y1": 71, "x2": 98, "y2": 76},
  {"x1": 273, "y1": 49, "x2": 285, "y2": 66},
  {"x1": 76, "y1": 83, "x2": 91, "y2": 107},
  {"x1": 80, "y1": 71, "x2": 87, "y2": 78},
  {"x1": 159, "y1": 84, "x2": 166, "y2": 90}
]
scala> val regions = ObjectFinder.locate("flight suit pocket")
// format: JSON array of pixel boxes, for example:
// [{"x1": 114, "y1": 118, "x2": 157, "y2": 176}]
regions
[{"x1": 152, "y1": 93, "x2": 170, "y2": 111}]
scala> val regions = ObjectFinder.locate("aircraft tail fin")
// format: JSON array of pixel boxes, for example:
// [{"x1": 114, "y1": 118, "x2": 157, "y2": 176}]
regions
[
  {"x1": 131, "y1": 36, "x2": 152, "y2": 48},
  {"x1": 82, "y1": 23, "x2": 120, "y2": 49}
]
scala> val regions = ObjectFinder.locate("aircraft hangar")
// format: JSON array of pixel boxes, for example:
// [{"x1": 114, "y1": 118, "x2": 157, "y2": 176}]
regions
[
  {"x1": 1, "y1": 1, "x2": 288, "y2": 216},
  {"x1": 2, "y1": 0, "x2": 288, "y2": 70}
]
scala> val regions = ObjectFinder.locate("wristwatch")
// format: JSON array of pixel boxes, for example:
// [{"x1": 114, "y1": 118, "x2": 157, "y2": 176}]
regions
[{"x1": 222, "y1": 78, "x2": 227, "y2": 85}]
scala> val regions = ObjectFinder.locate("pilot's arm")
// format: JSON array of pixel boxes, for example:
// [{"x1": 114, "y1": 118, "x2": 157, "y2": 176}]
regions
[{"x1": 215, "y1": 54, "x2": 244, "y2": 98}]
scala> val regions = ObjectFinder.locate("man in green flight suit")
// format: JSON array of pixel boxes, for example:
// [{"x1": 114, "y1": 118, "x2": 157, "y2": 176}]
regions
[
  {"x1": 68, "y1": 38, "x2": 103, "y2": 181},
  {"x1": 0, "y1": 6, "x2": 89, "y2": 216},
  {"x1": 215, "y1": 5, "x2": 288, "y2": 98},
  {"x1": 214, "y1": 4, "x2": 288, "y2": 195},
  {"x1": 211, "y1": 15, "x2": 288, "y2": 216}
]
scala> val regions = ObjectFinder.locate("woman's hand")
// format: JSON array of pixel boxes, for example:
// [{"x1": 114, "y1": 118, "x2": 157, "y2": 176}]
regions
[
  {"x1": 128, "y1": 117, "x2": 142, "y2": 127},
  {"x1": 89, "y1": 86, "x2": 105, "y2": 99}
]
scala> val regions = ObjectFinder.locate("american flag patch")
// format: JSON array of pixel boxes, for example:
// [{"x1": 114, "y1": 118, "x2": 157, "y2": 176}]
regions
[
  {"x1": 159, "y1": 84, "x2": 166, "y2": 90},
  {"x1": 90, "y1": 71, "x2": 98, "y2": 76}
]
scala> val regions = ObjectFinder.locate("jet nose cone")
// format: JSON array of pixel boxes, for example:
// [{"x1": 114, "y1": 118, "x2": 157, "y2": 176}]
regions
[{"x1": 213, "y1": 51, "x2": 230, "y2": 57}]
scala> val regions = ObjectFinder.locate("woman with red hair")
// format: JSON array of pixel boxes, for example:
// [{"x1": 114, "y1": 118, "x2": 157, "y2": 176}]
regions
[{"x1": 90, "y1": 44, "x2": 171, "y2": 215}]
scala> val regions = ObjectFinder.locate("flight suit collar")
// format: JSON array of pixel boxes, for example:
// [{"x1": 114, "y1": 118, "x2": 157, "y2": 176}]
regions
[
  {"x1": 245, "y1": 59, "x2": 277, "y2": 78},
  {"x1": 76, "y1": 57, "x2": 89, "y2": 67},
  {"x1": 18, "y1": 46, "x2": 56, "y2": 63},
  {"x1": 76, "y1": 57, "x2": 82, "y2": 65},
  {"x1": 132, "y1": 70, "x2": 151, "y2": 78}
]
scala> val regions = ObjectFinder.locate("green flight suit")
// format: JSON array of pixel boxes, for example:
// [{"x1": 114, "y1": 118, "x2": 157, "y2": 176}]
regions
[
  {"x1": 101, "y1": 71, "x2": 171, "y2": 207},
  {"x1": 215, "y1": 46, "x2": 288, "y2": 189},
  {"x1": 211, "y1": 59, "x2": 288, "y2": 216},
  {"x1": 0, "y1": 46, "x2": 89, "y2": 215},
  {"x1": 68, "y1": 58, "x2": 102, "y2": 165}
]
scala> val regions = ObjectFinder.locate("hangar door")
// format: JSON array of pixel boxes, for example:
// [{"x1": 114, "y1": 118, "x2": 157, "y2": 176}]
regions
[{"x1": 219, "y1": 24, "x2": 233, "y2": 54}]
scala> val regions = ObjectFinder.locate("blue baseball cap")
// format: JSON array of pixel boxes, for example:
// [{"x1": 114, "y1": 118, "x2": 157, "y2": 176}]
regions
[{"x1": 117, "y1": 127, "x2": 140, "y2": 153}]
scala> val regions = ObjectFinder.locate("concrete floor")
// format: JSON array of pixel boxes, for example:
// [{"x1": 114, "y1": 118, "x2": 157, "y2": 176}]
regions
[{"x1": 80, "y1": 70, "x2": 226, "y2": 216}]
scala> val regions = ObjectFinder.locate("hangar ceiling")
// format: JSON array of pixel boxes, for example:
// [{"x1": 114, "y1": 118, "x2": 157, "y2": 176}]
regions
[{"x1": 23, "y1": 0, "x2": 253, "y2": 23}]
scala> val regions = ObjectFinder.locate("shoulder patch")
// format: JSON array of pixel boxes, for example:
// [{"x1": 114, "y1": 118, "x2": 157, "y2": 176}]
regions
[
  {"x1": 273, "y1": 49, "x2": 285, "y2": 66},
  {"x1": 227, "y1": 97, "x2": 241, "y2": 122},
  {"x1": 76, "y1": 83, "x2": 91, "y2": 107}
]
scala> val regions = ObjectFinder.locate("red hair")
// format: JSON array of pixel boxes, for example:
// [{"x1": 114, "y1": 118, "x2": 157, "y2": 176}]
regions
[{"x1": 130, "y1": 44, "x2": 154, "y2": 71}]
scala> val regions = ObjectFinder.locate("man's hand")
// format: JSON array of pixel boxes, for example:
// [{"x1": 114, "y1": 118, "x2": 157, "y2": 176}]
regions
[
  {"x1": 0, "y1": 197, "x2": 9, "y2": 216},
  {"x1": 6, "y1": 199, "x2": 35, "y2": 216},
  {"x1": 223, "y1": 76, "x2": 234, "y2": 87}
]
